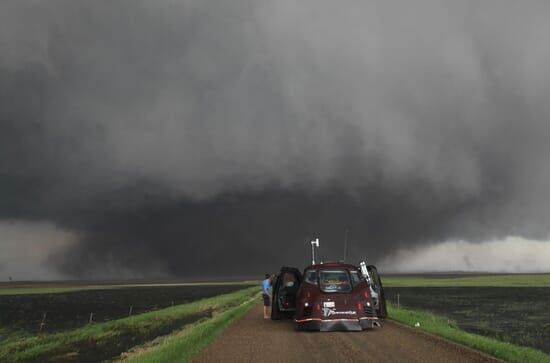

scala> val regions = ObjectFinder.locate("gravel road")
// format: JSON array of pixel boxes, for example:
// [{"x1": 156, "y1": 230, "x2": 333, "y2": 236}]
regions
[{"x1": 193, "y1": 304, "x2": 500, "y2": 363}]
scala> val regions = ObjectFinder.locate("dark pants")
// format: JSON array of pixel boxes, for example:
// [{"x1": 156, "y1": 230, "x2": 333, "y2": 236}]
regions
[{"x1": 262, "y1": 293, "x2": 271, "y2": 307}]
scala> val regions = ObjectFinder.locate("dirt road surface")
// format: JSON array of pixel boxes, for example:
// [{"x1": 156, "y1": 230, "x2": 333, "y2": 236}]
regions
[{"x1": 193, "y1": 304, "x2": 499, "y2": 363}]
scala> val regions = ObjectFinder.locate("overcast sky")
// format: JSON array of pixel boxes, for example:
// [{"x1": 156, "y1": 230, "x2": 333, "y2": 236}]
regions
[{"x1": 1, "y1": 0, "x2": 550, "y2": 280}]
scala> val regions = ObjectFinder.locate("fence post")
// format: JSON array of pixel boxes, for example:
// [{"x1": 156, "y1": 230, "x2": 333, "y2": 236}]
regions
[
  {"x1": 39, "y1": 312, "x2": 47, "y2": 333},
  {"x1": 397, "y1": 293, "x2": 400, "y2": 309}
]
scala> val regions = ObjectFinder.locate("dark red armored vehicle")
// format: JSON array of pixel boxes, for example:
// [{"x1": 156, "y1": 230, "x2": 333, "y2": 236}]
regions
[{"x1": 271, "y1": 254, "x2": 387, "y2": 331}]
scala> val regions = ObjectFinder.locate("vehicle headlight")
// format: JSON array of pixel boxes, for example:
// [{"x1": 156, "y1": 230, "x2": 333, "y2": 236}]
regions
[{"x1": 304, "y1": 302, "x2": 309, "y2": 307}]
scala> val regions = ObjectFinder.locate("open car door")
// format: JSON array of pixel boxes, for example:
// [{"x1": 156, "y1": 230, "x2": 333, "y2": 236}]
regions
[
  {"x1": 271, "y1": 266, "x2": 302, "y2": 320},
  {"x1": 367, "y1": 265, "x2": 387, "y2": 319}
]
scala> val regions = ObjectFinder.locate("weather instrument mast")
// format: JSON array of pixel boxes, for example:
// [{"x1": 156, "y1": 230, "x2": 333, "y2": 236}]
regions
[
  {"x1": 359, "y1": 260, "x2": 372, "y2": 284},
  {"x1": 310, "y1": 238, "x2": 320, "y2": 265}
]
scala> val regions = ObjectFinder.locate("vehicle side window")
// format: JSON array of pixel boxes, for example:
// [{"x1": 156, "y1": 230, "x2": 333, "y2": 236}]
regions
[
  {"x1": 369, "y1": 268, "x2": 380, "y2": 290},
  {"x1": 350, "y1": 270, "x2": 362, "y2": 286},
  {"x1": 304, "y1": 269, "x2": 318, "y2": 285}
]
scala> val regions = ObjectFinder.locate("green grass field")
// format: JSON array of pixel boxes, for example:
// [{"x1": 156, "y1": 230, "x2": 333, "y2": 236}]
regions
[
  {"x1": 382, "y1": 274, "x2": 550, "y2": 287},
  {"x1": 0, "y1": 286, "x2": 109, "y2": 296},
  {"x1": 0, "y1": 281, "x2": 255, "y2": 296},
  {"x1": 6, "y1": 274, "x2": 545, "y2": 296},
  {"x1": 0, "y1": 286, "x2": 258, "y2": 362},
  {"x1": 388, "y1": 303, "x2": 550, "y2": 363}
]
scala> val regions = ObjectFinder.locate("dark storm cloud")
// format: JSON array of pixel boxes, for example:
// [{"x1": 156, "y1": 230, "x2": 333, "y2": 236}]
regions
[{"x1": 1, "y1": 0, "x2": 550, "y2": 277}]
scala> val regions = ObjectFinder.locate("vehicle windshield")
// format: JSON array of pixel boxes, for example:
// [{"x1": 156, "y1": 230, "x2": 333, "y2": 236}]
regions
[{"x1": 319, "y1": 270, "x2": 352, "y2": 293}]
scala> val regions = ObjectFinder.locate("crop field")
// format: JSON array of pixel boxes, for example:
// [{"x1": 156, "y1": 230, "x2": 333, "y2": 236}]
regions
[
  {"x1": 0, "y1": 283, "x2": 252, "y2": 335},
  {"x1": 382, "y1": 273, "x2": 550, "y2": 287},
  {"x1": 383, "y1": 274, "x2": 550, "y2": 355},
  {"x1": 0, "y1": 285, "x2": 258, "y2": 362}
]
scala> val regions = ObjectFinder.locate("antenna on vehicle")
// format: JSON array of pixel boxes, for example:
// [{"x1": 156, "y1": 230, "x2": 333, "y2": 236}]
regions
[
  {"x1": 343, "y1": 228, "x2": 349, "y2": 262},
  {"x1": 310, "y1": 238, "x2": 320, "y2": 265}
]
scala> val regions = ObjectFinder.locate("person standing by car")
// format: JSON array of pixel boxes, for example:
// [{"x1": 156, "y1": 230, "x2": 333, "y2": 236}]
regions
[{"x1": 262, "y1": 273, "x2": 271, "y2": 319}]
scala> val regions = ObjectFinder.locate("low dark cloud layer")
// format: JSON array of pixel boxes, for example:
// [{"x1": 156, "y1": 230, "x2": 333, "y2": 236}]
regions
[{"x1": 1, "y1": 0, "x2": 550, "y2": 278}]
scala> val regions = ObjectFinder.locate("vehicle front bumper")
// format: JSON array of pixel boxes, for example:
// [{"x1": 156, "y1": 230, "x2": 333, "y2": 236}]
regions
[{"x1": 295, "y1": 317, "x2": 379, "y2": 331}]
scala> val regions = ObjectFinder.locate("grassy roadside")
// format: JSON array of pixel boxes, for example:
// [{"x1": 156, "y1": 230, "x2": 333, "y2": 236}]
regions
[
  {"x1": 121, "y1": 295, "x2": 258, "y2": 362},
  {"x1": 382, "y1": 274, "x2": 550, "y2": 287},
  {"x1": 387, "y1": 302, "x2": 550, "y2": 363},
  {"x1": 0, "y1": 286, "x2": 257, "y2": 362}
]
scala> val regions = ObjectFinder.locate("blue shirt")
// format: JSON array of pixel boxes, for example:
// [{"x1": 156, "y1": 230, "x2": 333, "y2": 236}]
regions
[{"x1": 262, "y1": 278, "x2": 270, "y2": 295}]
